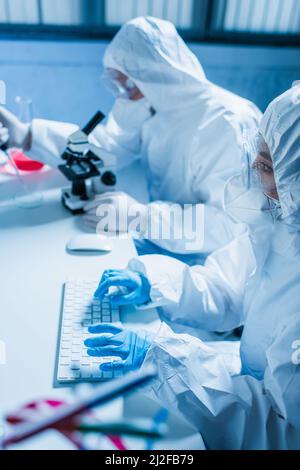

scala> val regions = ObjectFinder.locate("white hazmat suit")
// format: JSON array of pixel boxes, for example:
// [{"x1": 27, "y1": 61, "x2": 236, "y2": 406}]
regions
[
  {"x1": 128, "y1": 84, "x2": 300, "y2": 449},
  {"x1": 25, "y1": 17, "x2": 261, "y2": 261}
]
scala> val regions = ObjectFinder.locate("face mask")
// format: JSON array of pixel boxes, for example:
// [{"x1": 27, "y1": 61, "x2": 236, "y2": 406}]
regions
[
  {"x1": 111, "y1": 97, "x2": 153, "y2": 131},
  {"x1": 224, "y1": 175, "x2": 277, "y2": 227},
  {"x1": 224, "y1": 174, "x2": 280, "y2": 271}
]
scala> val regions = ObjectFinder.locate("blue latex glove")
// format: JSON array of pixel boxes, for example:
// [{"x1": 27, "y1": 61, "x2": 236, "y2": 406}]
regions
[
  {"x1": 84, "y1": 324, "x2": 153, "y2": 372},
  {"x1": 94, "y1": 269, "x2": 151, "y2": 306}
]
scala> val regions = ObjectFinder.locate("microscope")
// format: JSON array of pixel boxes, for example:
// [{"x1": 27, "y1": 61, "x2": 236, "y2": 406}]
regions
[
  {"x1": 0, "y1": 111, "x2": 117, "y2": 214},
  {"x1": 58, "y1": 111, "x2": 117, "y2": 214}
]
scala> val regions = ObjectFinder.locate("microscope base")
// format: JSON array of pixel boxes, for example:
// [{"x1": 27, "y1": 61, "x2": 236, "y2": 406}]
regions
[{"x1": 61, "y1": 188, "x2": 89, "y2": 215}]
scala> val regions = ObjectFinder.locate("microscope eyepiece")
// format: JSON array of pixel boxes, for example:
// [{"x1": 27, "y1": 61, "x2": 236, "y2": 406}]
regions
[{"x1": 82, "y1": 111, "x2": 105, "y2": 136}]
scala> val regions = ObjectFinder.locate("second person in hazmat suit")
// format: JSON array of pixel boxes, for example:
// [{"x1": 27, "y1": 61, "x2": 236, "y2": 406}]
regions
[{"x1": 0, "y1": 17, "x2": 262, "y2": 264}]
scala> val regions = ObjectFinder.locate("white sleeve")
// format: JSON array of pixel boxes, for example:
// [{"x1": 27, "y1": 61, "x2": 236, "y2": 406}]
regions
[
  {"x1": 142, "y1": 319, "x2": 300, "y2": 449},
  {"x1": 28, "y1": 115, "x2": 137, "y2": 170},
  {"x1": 28, "y1": 119, "x2": 78, "y2": 167},
  {"x1": 28, "y1": 98, "x2": 153, "y2": 169},
  {"x1": 141, "y1": 201, "x2": 246, "y2": 255},
  {"x1": 90, "y1": 98, "x2": 153, "y2": 170},
  {"x1": 129, "y1": 233, "x2": 255, "y2": 333}
]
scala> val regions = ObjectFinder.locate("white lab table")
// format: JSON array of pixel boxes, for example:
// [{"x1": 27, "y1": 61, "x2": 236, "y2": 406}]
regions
[{"x1": 0, "y1": 163, "x2": 204, "y2": 450}]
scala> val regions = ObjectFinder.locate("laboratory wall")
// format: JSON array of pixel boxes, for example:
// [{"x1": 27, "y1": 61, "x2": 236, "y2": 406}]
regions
[{"x1": 1, "y1": 38, "x2": 300, "y2": 126}]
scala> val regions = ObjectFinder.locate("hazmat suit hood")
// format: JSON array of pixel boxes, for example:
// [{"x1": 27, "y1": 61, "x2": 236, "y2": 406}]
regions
[
  {"x1": 103, "y1": 16, "x2": 207, "y2": 111},
  {"x1": 259, "y1": 83, "x2": 300, "y2": 223}
]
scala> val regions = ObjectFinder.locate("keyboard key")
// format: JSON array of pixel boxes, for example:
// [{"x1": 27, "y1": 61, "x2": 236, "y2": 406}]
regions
[
  {"x1": 58, "y1": 366, "x2": 70, "y2": 380},
  {"x1": 72, "y1": 332, "x2": 82, "y2": 338},
  {"x1": 92, "y1": 364, "x2": 102, "y2": 378},
  {"x1": 81, "y1": 366, "x2": 92, "y2": 379},
  {"x1": 71, "y1": 353, "x2": 81, "y2": 361},
  {"x1": 60, "y1": 350, "x2": 70, "y2": 358},
  {"x1": 82, "y1": 360, "x2": 92, "y2": 366},
  {"x1": 59, "y1": 359, "x2": 70, "y2": 366},
  {"x1": 63, "y1": 327, "x2": 72, "y2": 335},
  {"x1": 73, "y1": 325, "x2": 82, "y2": 331},
  {"x1": 62, "y1": 334, "x2": 72, "y2": 342},
  {"x1": 70, "y1": 361, "x2": 80, "y2": 370},
  {"x1": 70, "y1": 370, "x2": 81, "y2": 379},
  {"x1": 64, "y1": 309, "x2": 74, "y2": 314}
]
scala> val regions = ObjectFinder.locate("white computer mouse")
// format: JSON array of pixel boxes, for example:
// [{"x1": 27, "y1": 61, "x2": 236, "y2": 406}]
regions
[{"x1": 67, "y1": 234, "x2": 113, "y2": 253}]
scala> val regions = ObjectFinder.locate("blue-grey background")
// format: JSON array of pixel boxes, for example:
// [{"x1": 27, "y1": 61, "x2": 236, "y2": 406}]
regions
[{"x1": 1, "y1": 39, "x2": 300, "y2": 126}]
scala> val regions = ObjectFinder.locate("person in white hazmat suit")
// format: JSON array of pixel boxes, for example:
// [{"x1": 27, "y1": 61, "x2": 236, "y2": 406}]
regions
[
  {"x1": 85, "y1": 84, "x2": 300, "y2": 449},
  {"x1": 0, "y1": 17, "x2": 261, "y2": 264}
]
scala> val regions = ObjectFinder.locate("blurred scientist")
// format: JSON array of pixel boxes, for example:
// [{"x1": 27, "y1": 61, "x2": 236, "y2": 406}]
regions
[
  {"x1": 0, "y1": 16, "x2": 261, "y2": 263},
  {"x1": 86, "y1": 84, "x2": 300, "y2": 449}
]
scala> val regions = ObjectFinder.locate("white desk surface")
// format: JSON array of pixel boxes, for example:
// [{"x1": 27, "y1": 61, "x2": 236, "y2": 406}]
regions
[
  {"x1": 0, "y1": 164, "x2": 158, "y2": 442},
  {"x1": 0, "y1": 163, "x2": 204, "y2": 450}
]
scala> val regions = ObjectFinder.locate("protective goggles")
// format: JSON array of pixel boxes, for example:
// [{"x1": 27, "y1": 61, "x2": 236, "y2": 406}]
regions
[
  {"x1": 241, "y1": 131, "x2": 277, "y2": 195},
  {"x1": 102, "y1": 68, "x2": 137, "y2": 99}
]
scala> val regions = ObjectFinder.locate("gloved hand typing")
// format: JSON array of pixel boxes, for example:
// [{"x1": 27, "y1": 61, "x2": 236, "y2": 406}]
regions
[
  {"x1": 94, "y1": 269, "x2": 151, "y2": 306},
  {"x1": 84, "y1": 324, "x2": 153, "y2": 372}
]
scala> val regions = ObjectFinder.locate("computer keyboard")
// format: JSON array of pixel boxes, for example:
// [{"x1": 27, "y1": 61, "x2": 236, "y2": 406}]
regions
[{"x1": 55, "y1": 279, "x2": 122, "y2": 385}]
